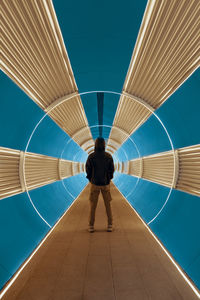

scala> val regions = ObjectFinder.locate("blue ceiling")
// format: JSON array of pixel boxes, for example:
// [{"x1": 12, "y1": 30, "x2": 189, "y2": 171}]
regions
[{"x1": 54, "y1": 0, "x2": 147, "y2": 92}]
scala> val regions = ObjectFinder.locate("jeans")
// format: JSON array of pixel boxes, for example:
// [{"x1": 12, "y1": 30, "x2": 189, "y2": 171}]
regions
[{"x1": 89, "y1": 183, "x2": 112, "y2": 226}]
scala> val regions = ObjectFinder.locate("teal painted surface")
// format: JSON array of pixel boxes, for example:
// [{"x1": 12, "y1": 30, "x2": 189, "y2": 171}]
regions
[
  {"x1": 0, "y1": 71, "x2": 44, "y2": 151},
  {"x1": 27, "y1": 114, "x2": 87, "y2": 161},
  {"x1": 63, "y1": 173, "x2": 88, "y2": 198},
  {"x1": 150, "y1": 190, "x2": 200, "y2": 288},
  {"x1": 29, "y1": 181, "x2": 74, "y2": 227},
  {"x1": 187, "y1": 256, "x2": 200, "y2": 289},
  {"x1": 118, "y1": 113, "x2": 173, "y2": 160},
  {"x1": 102, "y1": 93, "x2": 120, "y2": 138},
  {"x1": 0, "y1": 175, "x2": 88, "y2": 289},
  {"x1": 29, "y1": 174, "x2": 88, "y2": 227},
  {"x1": 156, "y1": 69, "x2": 200, "y2": 149},
  {"x1": 113, "y1": 174, "x2": 170, "y2": 223},
  {"x1": 0, "y1": 193, "x2": 49, "y2": 288},
  {"x1": 54, "y1": 0, "x2": 147, "y2": 92},
  {"x1": 0, "y1": 71, "x2": 87, "y2": 161},
  {"x1": 116, "y1": 68, "x2": 200, "y2": 160},
  {"x1": 114, "y1": 137, "x2": 139, "y2": 161},
  {"x1": 112, "y1": 173, "x2": 138, "y2": 196},
  {"x1": 114, "y1": 173, "x2": 200, "y2": 288},
  {"x1": 81, "y1": 92, "x2": 119, "y2": 140}
]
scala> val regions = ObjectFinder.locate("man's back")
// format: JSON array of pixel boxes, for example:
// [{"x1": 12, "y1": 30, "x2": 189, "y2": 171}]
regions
[{"x1": 86, "y1": 151, "x2": 114, "y2": 186}]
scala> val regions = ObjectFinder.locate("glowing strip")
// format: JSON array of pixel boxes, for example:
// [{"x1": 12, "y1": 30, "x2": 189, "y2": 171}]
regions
[
  {"x1": 124, "y1": 0, "x2": 157, "y2": 90},
  {"x1": 114, "y1": 184, "x2": 200, "y2": 299},
  {"x1": 0, "y1": 185, "x2": 88, "y2": 300},
  {"x1": 42, "y1": 0, "x2": 63, "y2": 54}
]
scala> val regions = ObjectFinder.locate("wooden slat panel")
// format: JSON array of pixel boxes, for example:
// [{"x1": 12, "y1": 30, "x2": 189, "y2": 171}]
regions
[
  {"x1": 59, "y1": 160, "x2": 73, "y2": 179},
  {"x1": 108, "y1": 96, "x2": 151, "y2": 149},
  {"x1": 72, "y1": 162, "x2": 80, "y2": 176},
  {"x1": 0, "y1": 0, "x2": 93, "y2": 152},
  {"x1": 81, "y1": 139, "x2": 95, "y2": 153},
  {"x1": 24, "y1": 153, "x2": 59, "y2": 190},
  {"x1": 124, "y1": 0, "x2": 199, "y2": 108},
  {"x1": 0, "y1": 0, "x2": 77, "y2": 109},
  {"x1": 121, "y1": 161, "x2": 129, "y2": 174},
  {"x1": 110, "y1": 0, "x2": 199, "y2": 151},
  {"x1": 177, "y1": 145, "x2": 200, "y2": 196},
  {"x1": 0, "y1": 147, "x2": 83, "y2": 200},
  {"x1": 48, "y1": 95, "x2": 93, "y2": 149},
  {"x1": 80, "y1": 163, "x2": 85, "y2": 173},
  {"x1": 72, "y1": 127, "x2": 93, "y2": 151},
  {"x1": 106, "y1": 138, "x2": 121, "y2": 153},
  {"x1": 128, "y1": 159, "x2": 142, "y2": 178},
  {"x1": 123, "y1": 145, "x2": 200, "y2": 196},
  {"x1": 0, "y1": 147, "x2": 22, "y2": 199},
  {"x1": 142, "y1": 152, "x2": 175, "y2": 187},
  {"x1": 126, "y1": 152, "x2": 175, "y2": 187}
]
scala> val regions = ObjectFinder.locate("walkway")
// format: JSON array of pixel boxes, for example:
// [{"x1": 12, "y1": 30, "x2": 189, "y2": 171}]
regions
[{"x1": 3, "y1": 184, "x2": 198, "y2": 300}]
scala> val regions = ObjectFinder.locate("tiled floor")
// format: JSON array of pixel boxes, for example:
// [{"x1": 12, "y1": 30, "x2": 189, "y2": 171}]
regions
[{"x1": 2, "y1": 184, "x2": 199, "y2": 300}]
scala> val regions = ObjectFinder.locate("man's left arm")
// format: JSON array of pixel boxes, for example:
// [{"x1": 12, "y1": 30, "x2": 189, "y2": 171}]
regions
[
  {"x1": 108, "y1": 157, "x2": 114, "y2": 180},
  {"x1": 85, "y1": 156, "x2": 92, "y2": 181}
]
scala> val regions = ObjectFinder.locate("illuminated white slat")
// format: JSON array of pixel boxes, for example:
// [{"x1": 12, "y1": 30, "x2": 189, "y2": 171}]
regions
[
  {"x1": 108, "y1": 95, "x2": 152, "y2": 150},
  {"x1": 110, "y1": 0, "x2": 200, "y2": 152},
  {"x1": 0, "y1": 147, "x2": 83, "y2": 200},
  {"x1": 59, "y1": 160, "x2": 73, "y2": 179},
  {"x1": 126, "y1": 152, "x2": 175, "y2": 187},
  {"x1": 0, "y1": 0, "x2": 77, "y2": 109},
  {"x1": 124, "y1": 0, "x2": 200, "y2": 108},
  {"x1": 24, "y1": 152, "x2": 60, "y2": 190},
  {"x1": 124, "y1": 144, "x2": 200, "y2": 197},
  {"x1": 0, "y1": 147, "x2": 22, "y2": 200},
  {"x1": 177, "y1": 144, "x2": 200, "y2": 196}
]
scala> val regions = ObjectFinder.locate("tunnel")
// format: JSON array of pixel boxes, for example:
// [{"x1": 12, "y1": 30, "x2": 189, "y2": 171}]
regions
[{"x1": 0, "y1": 0, "x2": 200, "y2": 298}]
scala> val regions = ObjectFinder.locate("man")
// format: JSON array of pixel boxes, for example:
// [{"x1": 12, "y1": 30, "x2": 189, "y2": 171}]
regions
[{"x1": 86, "y1": 137, "x2": 114, "y2": 233}]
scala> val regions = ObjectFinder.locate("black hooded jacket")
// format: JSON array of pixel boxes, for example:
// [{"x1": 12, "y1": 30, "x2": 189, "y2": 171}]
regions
[{"x1": 86, "y1": 140, "x2": 114, "y2": 185}]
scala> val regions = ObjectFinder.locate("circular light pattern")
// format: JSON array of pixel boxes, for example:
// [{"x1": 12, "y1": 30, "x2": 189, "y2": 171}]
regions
[
  {"x1": 60, "y1": 123, "x2": 141, "y2": 200},
  {"x1": 23, "y1": 91, "x2": 175, "y2": 228}
]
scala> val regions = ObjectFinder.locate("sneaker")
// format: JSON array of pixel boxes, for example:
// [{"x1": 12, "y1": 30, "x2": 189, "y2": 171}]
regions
[
  {"x1": 107, "y1": 225, "x2": 113, "y2": 232},
  {"x1": 88, "y1": 226, "x2": 94, "y2": 233}
]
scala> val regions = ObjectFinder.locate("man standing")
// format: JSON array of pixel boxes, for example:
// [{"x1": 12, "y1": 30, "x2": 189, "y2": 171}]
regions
[{"x1": 86, "y1": 137, "x2": 114, "y2": 233}]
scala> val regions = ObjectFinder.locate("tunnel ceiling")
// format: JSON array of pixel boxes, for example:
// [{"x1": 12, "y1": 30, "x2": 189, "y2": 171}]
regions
[{"x1": 0, "y1": 0, "x2": 200, "y2": 294}]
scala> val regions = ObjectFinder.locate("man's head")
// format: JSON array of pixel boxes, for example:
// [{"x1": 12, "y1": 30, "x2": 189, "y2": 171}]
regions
[{"x1": 95, "y1": 137, "x2": 105, "y2": 152}]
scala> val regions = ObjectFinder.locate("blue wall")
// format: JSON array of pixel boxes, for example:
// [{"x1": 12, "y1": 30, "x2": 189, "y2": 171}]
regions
[
  {"x1": 113, "y1": 69, "x2": 200, "y2": 289},
  {"x1": 113, "y1": 173, "x2": 200, "y2": 289},
  {"x1": 0, "y1": 174, "x2": 88, "y2": 289},
  {"x1": 0, "y1": 71, "x2": 88, "y2": 290},
  {"x1": 0, "y1": 0, "x2": 199, "y2": 293},
  {"x1": 0, "y1": 192, "x2": 48, "y2": 288}
]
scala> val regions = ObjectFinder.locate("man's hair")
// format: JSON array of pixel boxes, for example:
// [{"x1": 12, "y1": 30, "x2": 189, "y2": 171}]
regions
[{"x1": 95, "y1": 137, "x2": 105, "y2": 152}]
